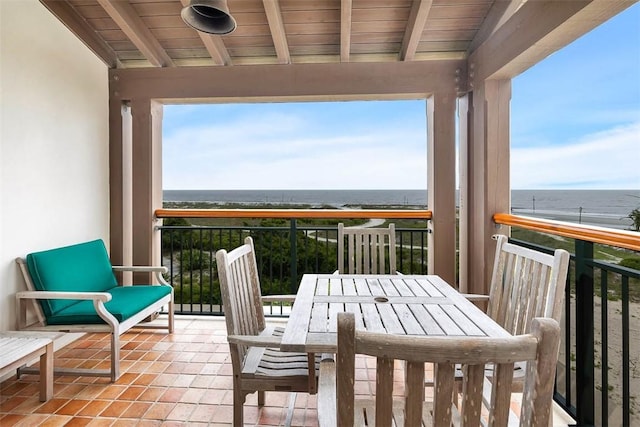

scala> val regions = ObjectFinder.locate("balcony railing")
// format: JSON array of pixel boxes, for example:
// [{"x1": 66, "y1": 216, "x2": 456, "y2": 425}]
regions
[
  {"x1": 158, "y1": 221, "x2": 430, "y2": 316},
  {"x1": 156, "y1": 208, "x2": 640, "y2": 427},
  {"x1": 495, "y1": 214, "x2": 640, "y2": 427}
]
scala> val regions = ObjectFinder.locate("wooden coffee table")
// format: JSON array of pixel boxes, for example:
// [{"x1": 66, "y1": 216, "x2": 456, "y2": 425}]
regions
[{"x1": 0, "y1": 331, "x2": 62, "y2": 401}]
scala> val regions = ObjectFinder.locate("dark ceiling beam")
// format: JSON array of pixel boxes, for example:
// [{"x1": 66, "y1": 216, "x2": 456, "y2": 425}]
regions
[
  {"x1": 400, "y1": 0, "x2": 433, "y2": 61},
  {"x1": 468, "y1": 0, "x2": 524, "y2": 53},
  {"x1": 263, "y1": 0, "x2": 290, "y2": 64},
  {"x1": 341, "y1": 0, "x2": 352, "y2": 62},
  {"x1": 110, "y1": 60, "x2": 464, "y2": 101},
  {"x1": 468, "y1": 0, "x2": 637, "y2": 82},
  {"x1": 201, "y1": 35, "x2": 233, "y2": 66},
  {"x1": 40, "y1": 0, "x2": 120, "y2": 68},
  {"x1": 469, "y1": 0, "x2": 635, "y2": 82},
  {"x1": 97, "y1": 0, "x2": 174, "y2": 67}
]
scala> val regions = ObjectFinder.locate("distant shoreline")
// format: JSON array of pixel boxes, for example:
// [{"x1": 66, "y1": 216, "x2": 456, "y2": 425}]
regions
[
  {"x1": 510, "y1": 209, "x2": 633, "y2": 231},
  {"x1": 163, "y1": 189, "x2": 638, "y2": 231}
]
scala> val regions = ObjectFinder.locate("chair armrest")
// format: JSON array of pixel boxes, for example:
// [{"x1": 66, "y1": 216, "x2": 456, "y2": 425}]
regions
[
  {"x1": 261, "y1": 295, "x2": 296, "y2": 303},
  {"x1": 111, "y1": 266, "x2": 169, "y2": 285},
  {"x1": 112, "y1": 265, "x2": 168, "y2": 273},
  {"x1": 227, "y1": 334, "x2": 283, "y2": 347},
  {"x1": 317, "y1": 358, "x2": 337, "y2": 427},
  {"x1": 461, "y1": 293, "x2": 490, "y2": 302},
  {"x1": 16, "y1": 290, "x2": 118, "y2": 330},
  {"x1": 16, "y1": 290, "x2": 112, "y2": 303}
]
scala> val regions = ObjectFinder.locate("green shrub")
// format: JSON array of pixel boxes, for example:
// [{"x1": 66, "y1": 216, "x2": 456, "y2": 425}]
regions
[
  {"x1": 619, "y1": 258, "x2": 640, "y2": 271},
  {"x1": 180, "y1": 249, "x2": 212, "y2": 271}
]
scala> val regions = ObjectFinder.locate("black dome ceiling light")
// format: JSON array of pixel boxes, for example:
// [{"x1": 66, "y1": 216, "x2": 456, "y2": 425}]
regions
[{"x1": 181, "y1": 0, "x2": 236, "y2": 35}]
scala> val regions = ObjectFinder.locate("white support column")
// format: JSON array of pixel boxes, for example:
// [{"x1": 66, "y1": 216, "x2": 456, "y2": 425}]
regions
[
  {"x1": 427, "y1": 92, "x2": 457, "y2": 285},
  {"x1": 131, "y1": 98, "x2": 163, "y2": 283},
  {"x1": 463, "y1": 79, "x2": 511, "y2": 295},
  {"x1": 120, "y1": 103, "x2": 133, "y2": 284},
  {"x1": 121, "y1": 103, "x2": 133, "y2": 285},
  {"x1": 109, "y1": 100, "x2": 133, "y2": 284},
  {"x1": 457, "y1": 93, "x2": 472, "y2": 293}
]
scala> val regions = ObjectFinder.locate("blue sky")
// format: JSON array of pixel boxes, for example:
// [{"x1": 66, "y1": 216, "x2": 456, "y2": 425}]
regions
[{"x1": 163, "y1": 4, "x2": 639, "y2": 191}]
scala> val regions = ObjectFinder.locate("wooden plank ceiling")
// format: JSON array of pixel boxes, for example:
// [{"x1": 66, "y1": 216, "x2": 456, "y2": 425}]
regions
[{"x1": 41, "y1": 0, "x2": 502, "y2": 69}]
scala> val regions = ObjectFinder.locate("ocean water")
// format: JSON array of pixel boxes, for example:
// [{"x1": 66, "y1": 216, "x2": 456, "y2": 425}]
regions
[
  {"x1": 164, "y1": 189, "x2": 428, "y2": 208},
  {"x1": 163, "y1": 189, "x2": 640, "y2": 230},
  {"x1": 510, "y1": 190, "x2": 639, "y2": 230}
]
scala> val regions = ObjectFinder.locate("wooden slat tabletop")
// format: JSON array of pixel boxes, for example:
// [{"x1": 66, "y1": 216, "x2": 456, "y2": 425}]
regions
[{"x1": 280, "y1": 274, "x2": 510, "y2": 353}]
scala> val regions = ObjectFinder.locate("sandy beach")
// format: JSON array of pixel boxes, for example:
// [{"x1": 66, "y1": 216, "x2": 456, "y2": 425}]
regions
[
  {"x1": 512, "y1": 209, "x2": 635, "y2": 231},
  {"x1": 558, "y1": 297, "x2": 639, "y2": 425}
]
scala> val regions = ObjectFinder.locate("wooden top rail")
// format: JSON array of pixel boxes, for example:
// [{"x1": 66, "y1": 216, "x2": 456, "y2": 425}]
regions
[
  {"x1": 154, "y1": 209, "x2": 637, "y2": 250},
  {"x1": 155, "y1": 208, "x2": 432, "y2": 220},
  {"x1": 494, "y1": 213, "x2": 640, "y2": 252}
]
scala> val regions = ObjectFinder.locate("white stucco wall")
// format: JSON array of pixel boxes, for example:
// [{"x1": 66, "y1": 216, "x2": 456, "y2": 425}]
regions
[{"x1": 0, "y1": 1, "x2": 109, "y2": 331}]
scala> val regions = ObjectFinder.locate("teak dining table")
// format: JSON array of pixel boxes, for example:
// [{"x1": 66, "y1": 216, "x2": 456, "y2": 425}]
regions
[{"x1": 280, "y1": 274, "x2": 510, "y2": 354}]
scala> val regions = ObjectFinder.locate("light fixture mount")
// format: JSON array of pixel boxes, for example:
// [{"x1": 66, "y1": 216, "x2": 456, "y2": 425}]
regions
[{"x1": 181, "y1": 0, "x2": 236, "y2": 35}]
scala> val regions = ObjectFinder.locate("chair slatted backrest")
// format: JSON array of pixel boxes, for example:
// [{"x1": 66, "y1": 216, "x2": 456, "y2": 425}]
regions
[
  {"x1": 488, "y1": 235, "x2": 570, "y2": 335},
  {"x1": 337, "y1": 223, "x2": 396, "y2": 274},
  {"x1": 216, "y1": 237, "x2": 266, "y2": 370},
  {"x1": 335, "y1": 312, "x2": 561, "y2": 427}
]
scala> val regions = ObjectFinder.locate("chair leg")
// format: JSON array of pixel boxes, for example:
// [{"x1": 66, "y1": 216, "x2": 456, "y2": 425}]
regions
[
  {"x1": 168, "y1": 298, "x2": 175, "y2": 333},
  {"x1": 258, "y1": 390, "x2": 265, "y2": 406},
  {"x1": 234, "y1": 388, "x2": 245, "y2": 427},
  {"x1": 111, "y1": 332, "x2": 120, "y2": 382}
]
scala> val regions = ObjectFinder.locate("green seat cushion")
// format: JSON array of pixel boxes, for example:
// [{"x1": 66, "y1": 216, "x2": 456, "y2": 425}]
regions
[
  {"x1": 26, "y1": 239, "x2": 117, "y2": 317},
  {"x1": 46, "y1": 285, "x2": 172, "y2": 325}
]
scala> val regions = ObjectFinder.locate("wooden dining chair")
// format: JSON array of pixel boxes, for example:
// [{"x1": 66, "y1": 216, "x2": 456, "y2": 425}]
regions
[
  {"x1": 337, "y1": 223, "x2": 397, "y2": 274},
  {"x1": 468, "y1": 234, "x2": 570, "y2": 335},
  {"x1": 216, "y1": 237, "x2": 319, "y2": 426},
  {"x1": 454, "y1": 234, "x2": 571, "y2": 395},
  {"x1": 319, "y1": 312, "x2": 561, "y2": 427}
]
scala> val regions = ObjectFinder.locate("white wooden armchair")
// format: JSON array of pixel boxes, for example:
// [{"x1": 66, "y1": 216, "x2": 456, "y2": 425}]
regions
[
  {"x1": 453, "y1": 234, "x2": 570, "y2": 395},
  {"x1": 468, "y1": 234, "x2": 571, "y2": 335},
  {"x1": 216, "y1": 236, "x2": 319, "y2": 426},
  {"x1": 319, "y1": 312, "x2": 561, "y2": 426},
  {"x1": 337, "y1": 222, "x2": 397, "y2": 274}
]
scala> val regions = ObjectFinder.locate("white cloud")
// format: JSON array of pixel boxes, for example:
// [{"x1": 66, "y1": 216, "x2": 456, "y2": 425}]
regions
[
  {"x1": 511, "y1": 122, "x2": 640, "y2": 189},
  {"x1": 164, "y1": 106, "x2": 639, "y2": 191},
  {"x1": 163, "y1": 119, "x2": 428, "y2": 190}
]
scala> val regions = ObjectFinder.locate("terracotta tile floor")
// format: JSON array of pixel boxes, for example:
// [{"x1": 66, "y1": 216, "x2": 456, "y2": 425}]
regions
[
  {"x1": 0, "y1": 316, "x2": 321, "y2": 427},
  {"x1": 0, "y1": 315, "x2": 573, "y2": 426}
]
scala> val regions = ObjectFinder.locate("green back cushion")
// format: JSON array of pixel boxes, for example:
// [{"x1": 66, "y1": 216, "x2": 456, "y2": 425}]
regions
[{"x1": 26, "y1": 239, "x2": 117, "y2": 317}]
